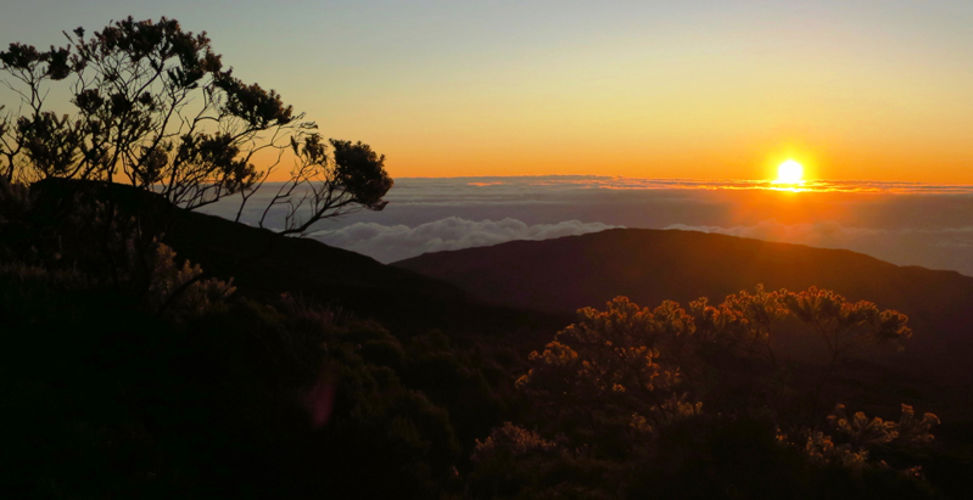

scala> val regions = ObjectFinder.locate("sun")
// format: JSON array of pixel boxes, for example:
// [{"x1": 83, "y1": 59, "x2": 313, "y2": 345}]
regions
[{"x1": 775, "y1": 159, "x2": 804, "y2": 184}]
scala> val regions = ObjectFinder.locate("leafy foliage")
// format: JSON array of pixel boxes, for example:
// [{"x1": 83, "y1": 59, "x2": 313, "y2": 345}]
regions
[
  {"x1": 516, "y1": 296, "x2": 701, "y2": 445},
  {"x1": 474, "y1": 288, "x2": 938, "y2": 497},
  {"x1": 0, "y1": 17, "x2": 392, "y2": 233},
  {"x1": 799, "y1": 403, "x2": 942, "y2": 472},
  {"x1": 143, "y1": 241, "x2": 236, "y2": 320},
  {"x1": 0, "y1": 174, "x2": 958, "y2": 497}
]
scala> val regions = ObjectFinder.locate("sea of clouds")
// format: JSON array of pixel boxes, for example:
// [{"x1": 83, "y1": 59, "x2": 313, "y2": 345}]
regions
[
  {"x1": 200, "y1": 176, "x2": 973, "y2": 276},
  {"x1": 309, "y1": 217, "x2": 619, "y2": 263}
]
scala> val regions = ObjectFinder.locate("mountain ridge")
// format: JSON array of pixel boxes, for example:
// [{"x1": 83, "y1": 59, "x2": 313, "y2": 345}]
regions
[
  {"x1": 395, "y1": 227, "x2": 973, "y2": 388},
  {"x1": 26, "y1": 178, "x2": 565, "y2": 335}
]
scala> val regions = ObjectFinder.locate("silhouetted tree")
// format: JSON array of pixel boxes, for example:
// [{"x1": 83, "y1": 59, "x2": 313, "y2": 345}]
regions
[{"x1": 0, "y1": 17, "x2": 391, "y2": 234}]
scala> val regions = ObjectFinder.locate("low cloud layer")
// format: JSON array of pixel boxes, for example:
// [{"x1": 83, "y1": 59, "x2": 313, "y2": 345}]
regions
[
  {"x1": 201, "y1": 177, "x2": 973, "y2": 276},
  {"x1": 310, "y1": 217, "x2": 620, "y2": 263}
]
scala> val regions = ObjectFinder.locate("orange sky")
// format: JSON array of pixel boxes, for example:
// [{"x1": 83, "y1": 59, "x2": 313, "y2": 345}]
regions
[
  {"x1": 3, "y1": 2, "x2": 972, "y2": 184},
  {"x1": 289, "y1": 3, "x2": 972, "y2": 184},
  {"x1": 305, "y1": 36, "x2": 973, "y2": 183}
]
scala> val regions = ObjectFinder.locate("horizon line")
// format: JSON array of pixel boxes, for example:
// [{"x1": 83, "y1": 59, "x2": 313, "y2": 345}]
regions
[{"x1": 384, "y1": 175, "x2": 973, "y2": 194}]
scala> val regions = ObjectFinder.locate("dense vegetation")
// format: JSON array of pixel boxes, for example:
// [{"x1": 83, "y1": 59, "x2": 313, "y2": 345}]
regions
[{"x1": 1, "y1": 177, "x2": 962, "y2": 499}]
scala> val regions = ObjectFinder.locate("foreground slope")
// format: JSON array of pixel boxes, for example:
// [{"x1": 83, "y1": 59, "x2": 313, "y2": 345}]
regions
[
  {"x1": 396, "y1": 228, "x2": 973, "y2": 383},
  {"x1": 5, "y1": 181, "x2": 970, "y2": 497},
  {"x1": 165, "y1": 207, "x2": 566, "y2": 335},
  {"x1": 4, "y1": 179, "x2": 568, "y2": 496},
  {"x1": 27, "y1": 178, "x2": 560, "y2": 334}
]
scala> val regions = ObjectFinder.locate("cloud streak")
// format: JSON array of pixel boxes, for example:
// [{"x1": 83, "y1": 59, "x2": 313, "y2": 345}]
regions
[{"x1": 398, "y1": 175, "x2": 973, "y2": 195}]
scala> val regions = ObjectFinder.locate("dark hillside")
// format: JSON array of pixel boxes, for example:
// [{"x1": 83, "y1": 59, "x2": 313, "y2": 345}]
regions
[
  {"x1": 28, "y1": 178, "x2": 564, "y2": 335},
  {"x1": 2, "y1": 179, "x2": 562, "y2": 497},
  {"x1": 396, "y1": 228, "x2": 973, "y2": 391},
  {"x1": 4, "y1": 181, "x2": 969, "y2": 498}
]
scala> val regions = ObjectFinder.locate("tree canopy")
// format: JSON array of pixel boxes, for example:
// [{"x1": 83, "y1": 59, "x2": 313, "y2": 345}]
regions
[{"x1": 0, "y1": 16, "x2": 391, "y2": 234}]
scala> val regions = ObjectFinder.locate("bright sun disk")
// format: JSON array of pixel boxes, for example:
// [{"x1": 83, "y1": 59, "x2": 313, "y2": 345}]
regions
[{"x1": 775, "y1": 159, "x2": 804, "y2": 184}]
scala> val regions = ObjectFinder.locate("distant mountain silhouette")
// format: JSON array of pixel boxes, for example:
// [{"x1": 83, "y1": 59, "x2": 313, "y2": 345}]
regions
[
  {"x1": 163, "y1": 197, "x2": 565, "y2": 335},
  {"x1": 28, "y1": 178, "x2": 561, "y2": 334},
  {"x1": 396, "y1": 228, "x2": 973, "y2": 388}
]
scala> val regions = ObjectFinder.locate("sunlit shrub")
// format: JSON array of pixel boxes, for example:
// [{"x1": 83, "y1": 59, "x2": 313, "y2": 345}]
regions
[
  {"x1": 792, "y1": 403, "x2": 940, "y2": 475},
  {"x1": 144, "y1": 241, "x2": 236, "y2": 320},
  {"x1": 516, "y1": 296, "x2": 699, "y2": 442},
  {"x1": 478, "y1": 286, "x2": 937, "y2": 496},
  {"x1": 472, "y1": 422, "x2": 558, "y2": 462},
  {"x1": 828, "y1": 402, "x2": 939, "y2": 450}
]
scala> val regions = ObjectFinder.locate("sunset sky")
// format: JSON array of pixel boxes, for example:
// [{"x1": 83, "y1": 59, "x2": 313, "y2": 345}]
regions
[{"x1": 2, "y1": 1, "x2": 972, "y2": 182}]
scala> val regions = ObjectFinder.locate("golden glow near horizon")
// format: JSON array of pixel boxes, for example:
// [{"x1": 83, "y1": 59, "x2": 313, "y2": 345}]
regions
[
  {"x1": 4, "y1": 3, "x2": 972, "y2": 184},
  {"x1": 775, "y1": 160, "x2": 805, "y2": 185}
]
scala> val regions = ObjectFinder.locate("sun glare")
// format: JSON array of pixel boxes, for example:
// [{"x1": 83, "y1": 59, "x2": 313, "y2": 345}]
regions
[{"x1": 775, "y1": 159, "x2": 804, "y2": 184}]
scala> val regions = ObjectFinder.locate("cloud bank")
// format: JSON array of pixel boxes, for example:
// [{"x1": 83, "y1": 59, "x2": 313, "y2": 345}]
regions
[
  {"x1": 310, "y1": 217, "x2": 620, "y2": 263},
  {"x1": 200, "y1": 176, "x2": 973, "y2": 276}
]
